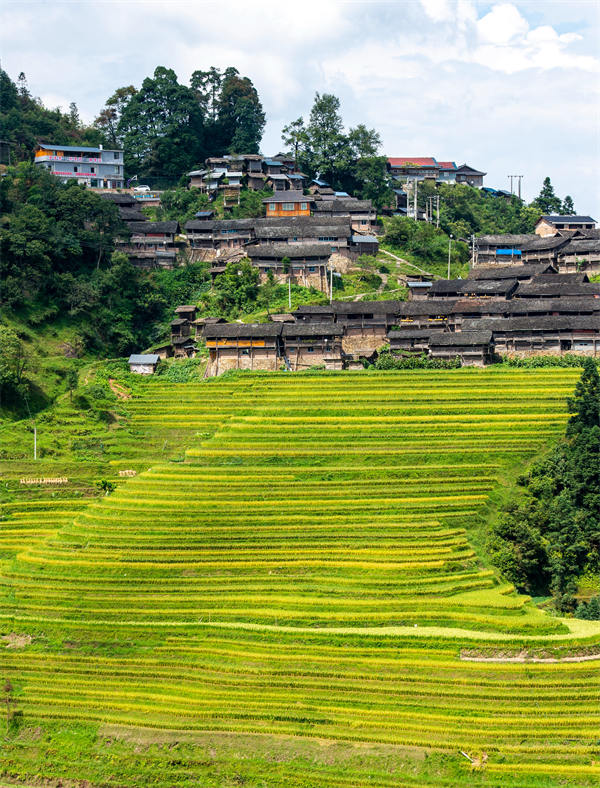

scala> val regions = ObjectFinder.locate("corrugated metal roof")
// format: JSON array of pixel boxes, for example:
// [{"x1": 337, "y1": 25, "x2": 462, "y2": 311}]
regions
[{"x1": 129, "y1": 354, "x2": 159, "y2": 365}]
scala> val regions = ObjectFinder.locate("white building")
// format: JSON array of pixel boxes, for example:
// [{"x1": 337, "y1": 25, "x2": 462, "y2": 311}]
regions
[{"x1": 35, "y1": 143, "x2": 124, "y2": 189}]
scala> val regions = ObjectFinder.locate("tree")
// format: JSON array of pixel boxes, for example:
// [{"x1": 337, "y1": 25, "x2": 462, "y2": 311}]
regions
[
  {"x1": 66, "y1": 367, "x2": 78, "y2": 402},
  {"x1": 561, "y1": 195, "x2": 576, "y2": 215},
  {"x1": 218, "y1": 72, "x2": 265, "y2": 154},
  {"x1": 347, "y1": 124, "x2": 381, "y2": 159},
  {"x1": 567, "y1": 358, "x2": 600, "y2": 434},
  {"x1": 283, "y1": 93, "x2": 382, "y2": 190},
  {"x1": 214, "y1": 260, "x2": 259, "y2": 315},
  {"x1": 281, "y1": 117, "x2": 307, "y2": 170},
  {"x1": 117, "y1": 67, "x2": 204, "y2": 177},
  {"x1": 534, "y1": 177, "x2": 562, "y2": 215},
  {"x1": 0, "y1": 325, "x2": 28, "y2": 407},
  {"x1": 94, "y1": 85, "x2": 137, "y2": 148},
  {"x1": 354, "y1": 156, "x2": 393, "y2": 211}
]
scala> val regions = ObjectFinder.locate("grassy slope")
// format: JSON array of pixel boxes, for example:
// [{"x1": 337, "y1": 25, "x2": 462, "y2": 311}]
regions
[{"x1": 1, "y1": 368, "x2": 599, "y2": 787}]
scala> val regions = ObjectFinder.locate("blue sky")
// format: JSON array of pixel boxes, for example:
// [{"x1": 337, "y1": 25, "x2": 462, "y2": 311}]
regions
[{"x1": 2, "y1": 0, "x2": 599, "y2": 216}]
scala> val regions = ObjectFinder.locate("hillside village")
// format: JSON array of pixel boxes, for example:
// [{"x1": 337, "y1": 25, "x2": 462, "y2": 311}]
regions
[{"x1": 2, "y1": 15, "x2": 600, "y2": 785}]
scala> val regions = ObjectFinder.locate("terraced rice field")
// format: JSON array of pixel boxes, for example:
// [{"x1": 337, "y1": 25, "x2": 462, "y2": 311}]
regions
[{"x1": 1, "y1": 368, "x2": 600, "y2": 787}]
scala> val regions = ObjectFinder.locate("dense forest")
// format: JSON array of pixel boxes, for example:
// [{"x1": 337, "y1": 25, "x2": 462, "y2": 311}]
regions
[{"x1": 489, "y1": 359, "x2": 600, "y2": 616}]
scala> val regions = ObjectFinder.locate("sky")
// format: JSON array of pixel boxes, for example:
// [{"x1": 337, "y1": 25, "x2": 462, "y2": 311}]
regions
[{"x1": 1, "y1": 0, "x2": 599, "y2": 216}]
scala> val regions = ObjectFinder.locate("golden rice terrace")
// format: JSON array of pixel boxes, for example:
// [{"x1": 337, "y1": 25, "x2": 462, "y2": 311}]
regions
[{"x1": 1, "y1": 368, "x2": 599, "y2": 787}]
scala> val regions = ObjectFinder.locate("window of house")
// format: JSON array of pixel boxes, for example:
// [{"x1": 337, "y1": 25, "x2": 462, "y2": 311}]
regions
[
  {"x1": 308, "y1": 266, "x2": 316, "y2": 272},
  {"x1": 114, "y1": 152, "x2": 119, "y2": 159},
  {"x1": 307, "y1": 346, "x2": 314, "y2": 353},
  {"x1": 269, "y1": 203, "x2": 276, "y2": 211},
  {"x1": 91, "y1": 179, "x2": 98, "y2": 187},
  {"x1": 300, "y1": 202, "x2": 307, "y2": 210},
  {"x1": 91, "y1": 167, "x2": 95, "y2": 173},
  {"x1": 73, "y1": 166, "x2": 78, "y2": 172},
  {"x1": 241, "y1": 349, "x2": 250, "y2": 356},
  {"x1": 282, "y1": 203, "x2": 294, "y2": 211}
]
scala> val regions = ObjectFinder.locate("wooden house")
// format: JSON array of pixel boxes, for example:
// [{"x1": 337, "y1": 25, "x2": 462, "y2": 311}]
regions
[
  {"x1": 262, "y1": 158, "x2": 287, "y2": 176},
  {"x1": 350, "y1": 235, "x2": 379, "y2": 257},
  {"x1": 406, "y1": 281, "x2": 433, "y2": 300},
  {"x1": 313, "y1": 198, "x2": 376, "y2": 232},
  {"x1": 474, "y1": 234, "x2": 535, "y2": 266},
  {"x1": 128, "y1": 353, "x2": 160, "y2": 374},
  {"x1": 248, "y1": 243, "x2": 331, "y2": 290},
  {"x1": 120, "y1": 221, "x2": 180, "y2": 268},
  {"x1": 203, "y1": 322, "x2": 283, "y2": 376},
  {"x1": 429, "y1": 278, "x2": 518, "y2": 299},
  {"x1": 470, "y1": 264, "x2": 556, "y2": 281},
  {"x1": 395, "y1": 299, "x2": 459, "y2": 330},
  {"x1": 463, "y1": 316, "x2": 600, "y2": 357},
  {"x1": 387, "y1": 328, "x2": 432, "y2": 354},
  {"x1": 266, "y1": 173, "x2": 291, "y2": 191},
  {"x1": 535, "y1": 215, "x2": 596, "y2": 238},
  {"x1": 282, "y1": 322, "x2": 344, "y2": 370},
  {"x1": 174, "y1": 305, "x2": 197, "y2": 322},
  {"x1": 556, "y1": 238, "x2": 600, "y2": 275},
  {"x1": 454, "y1": 164, "x2": 486, "y2": 187},
  {"x1": 429, "y1": 330, "x2": 493, "y2": 366},
  {"x1": 253, "y1": 217, "x2": 352, "y2": 252},
  {"x1": 263, "y1": 191, "x2": 313, "y2": 218},
  {"x1": 513, "y1": 279, "x2": 600, "y2": 299}
]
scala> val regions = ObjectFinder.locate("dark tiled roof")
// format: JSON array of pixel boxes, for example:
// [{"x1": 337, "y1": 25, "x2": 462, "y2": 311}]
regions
[
  {"x1": 463, "y1": 316, "x2": 600, "y2": 332},
  {"x1": 262, "y1": 190, "x2": 311, "y2": 203},
  {"x1": 514, "y1": 282, "x2": 600, "y2": 298},
  {"x1": 430, "y1": 279, "x2": 517, "y2": 296},
  {"x1": 470, "y1": 264, "x2": 555, "y2": 280},
  {"x1": 101, "y1": 193, "x2": 137, "y2": 205},
  {"x1": 128, "y1": 221, "x2": 179, "y2": 234},
  {"x1": 203, "y1": 323, "x2": 283, "y2": 339},
  {"x1": 388, "y1": 328, "x2": 433, "y2": 339},
  {"x1": 539, "y1": 215, "x2": 596, "y2": 224},
  {"x1": 430, "y1": 330, "x2": 493, "y2": 346},
  {"x1": 396, "y1": 299, "x2": 458, "y2": 316},
  {"x1": 476, "y1": 234, "x2": 535, "y2": 245},
  {"x1": 249, "y1": 243, "x2": 332, "y2": 259},
  {"x1": 314, "y1": 199, "x2": 374, "y2": 213},
  {"x1": 283, "y1": 322, "x2": 344, "y2": 337}
]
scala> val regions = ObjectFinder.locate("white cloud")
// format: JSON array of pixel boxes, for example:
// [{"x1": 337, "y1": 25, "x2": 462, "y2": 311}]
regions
[
  {"x1": 476, "y1": 3, "x2": 529, "y2": 45},
  {"x1": 0, "y1": 0, "x2": 598, "y2": 215}
]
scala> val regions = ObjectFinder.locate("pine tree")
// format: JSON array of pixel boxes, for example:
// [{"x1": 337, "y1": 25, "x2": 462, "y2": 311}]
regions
[
  {"x1": 534, "y1": 177, "x2": 562, "y2": 214},
  {"x1": 561, "y1": 195, "x2": 575, "y2": 215}
]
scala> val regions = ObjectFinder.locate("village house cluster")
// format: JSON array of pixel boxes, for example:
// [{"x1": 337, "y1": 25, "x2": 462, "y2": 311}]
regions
[
  {"x1": 103, "y1": 188, "x2": 378, "y2": 295},
  {"x1": 475, "y1": 216, "x2": 600, "y2": 275},
  {"x1": 127, "y1": 256, "x2": 600, "y2": 376}
]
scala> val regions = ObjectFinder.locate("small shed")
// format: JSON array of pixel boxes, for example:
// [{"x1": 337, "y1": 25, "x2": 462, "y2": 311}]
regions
[
  {"x1": 175, "y1": 305, "x2": 198, "y2": 322},
  {"x1": 128, "y1": 354, "x2": 160, "y2": 375}
]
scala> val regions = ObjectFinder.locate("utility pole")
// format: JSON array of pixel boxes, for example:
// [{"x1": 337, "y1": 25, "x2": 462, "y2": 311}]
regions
[
  {"x1": 436, "y1": 195, "x2": 440, "y2": 229},
  {"x1": 515, "y1": 175, "x2": 523, "y2": 200},
  {"x1": 448, "y1": 234, "x2": 453, "y2": 280},
  {"x1": 414, "y1": 179, "x2": 418, "y2": 220},
  {"x1": 329, "y1": 263, "x2": 333, "y2": 304},
  {"x1": 471, "y1": 234, "x2": 476, "y2": 268},
  {"x1": 508, "y1": 175, "x2": 514, "y2": 195}
]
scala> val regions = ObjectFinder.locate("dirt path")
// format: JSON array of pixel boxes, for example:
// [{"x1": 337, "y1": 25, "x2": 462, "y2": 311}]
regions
[
  {"x1": 461, "y1": 651, "x2": 600, "y2": 664},
  {"x1": 109, "y1": 379, "x2": 130, "y2": 400},
  {"x1": 379, "y1": 248, "x2": 438, "y2": 279}
]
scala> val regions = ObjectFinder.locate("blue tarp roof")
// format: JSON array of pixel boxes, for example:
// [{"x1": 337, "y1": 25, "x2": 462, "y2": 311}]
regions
[
  {"x1": 264, "y1": 159, "x2": 283, "y2": 166},
  {"x1": 335, "y1": 191, "x2": 350, "y2": 197},
  {"x1": 194, "y1": 210, "x2": 214, "y2": 218},
  {"x1": 311, "y1": 179, "x2": 329, "y2": 186},
  {"x1": 351, "y1": 235, "x2": 378, "y2": 243}
]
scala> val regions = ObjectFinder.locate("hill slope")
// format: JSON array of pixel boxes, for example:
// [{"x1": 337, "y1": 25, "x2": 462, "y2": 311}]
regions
[{"x1": 1, "y1": 369, "x2": 600, "y2": 787}]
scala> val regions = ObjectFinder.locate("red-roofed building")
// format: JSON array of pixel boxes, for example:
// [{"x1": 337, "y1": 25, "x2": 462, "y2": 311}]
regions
[
  {"x1": 388, "y1": 157, "x2": 439, "y2": 180},
  {"x1": 437, "y1": 161, "x2": 457, "y2": 182}
]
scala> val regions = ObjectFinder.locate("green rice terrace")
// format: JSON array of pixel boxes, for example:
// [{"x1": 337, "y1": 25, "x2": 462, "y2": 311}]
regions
[{"x1": 1, "y1": 368, "x2": 600, "y2": 787}]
